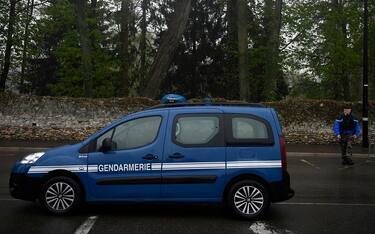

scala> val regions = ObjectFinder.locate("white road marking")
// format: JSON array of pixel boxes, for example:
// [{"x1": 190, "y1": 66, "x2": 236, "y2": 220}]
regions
[
  {"x1": 249, "y1": 222, "x2": 273, "y2": 234},
  {"x1": 277, "y1": 202, "x2": 375, "y2": 207},
  {"x1": 74, "y1": 216, "x2": 98, "y2": 234},
  {"x1": 249, "y1": 221, "x2": 293, "y2": 234},
  {"x1": 300, "y1": 159, "x2": 320, "y2": 169}
]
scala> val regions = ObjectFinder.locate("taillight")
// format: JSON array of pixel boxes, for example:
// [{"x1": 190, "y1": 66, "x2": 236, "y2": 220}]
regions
[{"x1": 280, "y1": 135, "x2": 287, "y2": 169}]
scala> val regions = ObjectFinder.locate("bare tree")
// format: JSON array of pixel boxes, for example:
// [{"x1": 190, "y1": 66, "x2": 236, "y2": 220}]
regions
[
  {"x1": 142, "y1": 0, "x2": 192, "y2": 98},
  {"x1": 224, "y1": 0, "x2": 239, "y2": 99},
  {"x1": 0, "y1": 0, "x2": 17, "y2": 91},
  {"x1": 140, "y1": 0, "x2": 148, "y2": 86},
  {"x1": 332, "y1": 0, "x2": 351, "y2": 100},
  {"x1": 237, "y1": 0, "x2": 250, "y2": 101},
  {"x1": 19, "y1": 0, "x2": 35, "y2": 93},
  {"x1": 74, "y1": 0, "x2": 94, "y2": 97},
  {"x1": 263, "y1": 0, "x2": 283, "y2": 100},
  {"x1": 118, "y1": 0, "x2": 131, "y2": 96}
]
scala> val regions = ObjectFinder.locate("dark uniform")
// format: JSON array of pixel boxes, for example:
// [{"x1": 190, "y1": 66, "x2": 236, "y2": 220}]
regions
[{"x1": 333, "y1": 113, "x2": 361, "y2": 165}]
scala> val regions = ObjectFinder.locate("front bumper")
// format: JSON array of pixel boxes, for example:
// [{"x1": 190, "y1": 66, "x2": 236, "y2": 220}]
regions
[
  {"x1": 9, "y1": 173, "x2": 43, "y2": 201},
  {"x1": 270, "y1": 170, "x2": 294, "y2": 202}
]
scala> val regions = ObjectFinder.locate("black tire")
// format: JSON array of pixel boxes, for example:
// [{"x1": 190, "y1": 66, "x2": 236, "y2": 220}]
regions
[
  {"x1": 40, "y1": 176, "x2": 82, "y2": 215},
  {"x1": 227, "y1": 179, "x2": 270, "y2": 219}
]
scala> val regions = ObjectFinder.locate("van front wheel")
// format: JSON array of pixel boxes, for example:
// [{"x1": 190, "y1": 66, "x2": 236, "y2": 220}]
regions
[
  {"x1": 227, "y1": 180, "x2": 270, "y2": 219},
  {"x1": 40, "y1": 176, "x2": 82, "y2": 215}
]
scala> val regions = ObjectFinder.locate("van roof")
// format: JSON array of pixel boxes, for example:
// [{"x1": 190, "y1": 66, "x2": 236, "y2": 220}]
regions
[{"x1": 147, "y1": 102, "x2": 266, "y2": 110}]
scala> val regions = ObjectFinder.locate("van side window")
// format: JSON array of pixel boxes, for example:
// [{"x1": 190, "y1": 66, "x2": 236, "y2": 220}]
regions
[
  {"x1": 112, "y1": 116, "x2": 162, "y2": 150},
  {"x1": 174, "y1": 116, "x2": 220, "y2": 145},
  {"x1": 232, "y1": 117, "x2": 268, "y2": 139},
  {"x1": 226, "y1": 114, "x2": 274, "y2": 146}
]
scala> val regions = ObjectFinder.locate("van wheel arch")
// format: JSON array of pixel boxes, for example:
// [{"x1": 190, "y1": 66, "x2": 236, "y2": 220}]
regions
[{"x1": 41, "y1": 170, "x2": 86, "y2": 202}]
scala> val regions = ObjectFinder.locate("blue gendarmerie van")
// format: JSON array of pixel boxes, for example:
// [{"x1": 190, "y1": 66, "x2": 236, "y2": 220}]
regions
[{"x1": 9, "y1": 99, "x2": 294, "y2": 219}]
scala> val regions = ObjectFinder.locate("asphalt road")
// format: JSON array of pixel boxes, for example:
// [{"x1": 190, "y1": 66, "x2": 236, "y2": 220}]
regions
[{"x1": 1, "y1": 147, "x2": 375, "y2": 234}]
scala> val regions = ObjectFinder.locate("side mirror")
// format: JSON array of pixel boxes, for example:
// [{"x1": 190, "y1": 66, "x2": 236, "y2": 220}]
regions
[{"x1": 101, "y1": 138, "x2": 116, "y2": 152}]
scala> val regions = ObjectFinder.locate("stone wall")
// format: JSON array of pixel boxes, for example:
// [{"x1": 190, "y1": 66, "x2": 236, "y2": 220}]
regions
[
  {"x1": 266, "y1": 99, "x2": 375, "y2": 144},
  {"x1": 0, "y1": 93, "x2": 157, "y2": 141},
  {"x1": 0, "y1": 92, "x2": 374, "y2": 144}
]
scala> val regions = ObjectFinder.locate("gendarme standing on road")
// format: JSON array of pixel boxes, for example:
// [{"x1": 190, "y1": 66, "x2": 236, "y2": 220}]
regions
[{"x1": 333, "y1": 105, "x2": 361, "y2": 165}]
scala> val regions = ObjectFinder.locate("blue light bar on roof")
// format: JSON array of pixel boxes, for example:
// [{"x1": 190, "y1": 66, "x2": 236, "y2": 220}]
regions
[{"x1": 161, "y1": 94, "x2": 187, "y2": 104}]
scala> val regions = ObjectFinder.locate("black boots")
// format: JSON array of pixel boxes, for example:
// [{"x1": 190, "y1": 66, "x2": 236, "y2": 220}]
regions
[{"x1": 342, "y1": 156, "x2": 354, "y2": 166}]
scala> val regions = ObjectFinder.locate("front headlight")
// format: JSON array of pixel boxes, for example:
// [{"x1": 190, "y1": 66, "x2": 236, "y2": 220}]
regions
[{"x1": 20, "y1": 152, "x2": 45, "y2": 164}]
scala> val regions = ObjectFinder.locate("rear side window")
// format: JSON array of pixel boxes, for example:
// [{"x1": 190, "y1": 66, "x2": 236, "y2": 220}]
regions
[
  {"x1": 173, "y1": 115, "x2": 223, "y2": 147},
  {"x1": 226, "y1": 114, "x2": 274, "y2": 146},
  {"x1": 232, "y1": 117, "x2": 268, "y2": 139}
]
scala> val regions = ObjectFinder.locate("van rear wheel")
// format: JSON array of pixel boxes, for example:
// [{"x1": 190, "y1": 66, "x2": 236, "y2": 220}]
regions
[
  {"x1": 40, "y1": 176, "x2": 82, "y2": 215},
  {"x1": 227, "y1": 180, "x2": 270, "y2": 219}
]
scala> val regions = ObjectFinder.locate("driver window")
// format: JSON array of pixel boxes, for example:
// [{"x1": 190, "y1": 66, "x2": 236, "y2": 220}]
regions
[{"x1": 112, "y1": 116, "x2": 162, "y2": 150}]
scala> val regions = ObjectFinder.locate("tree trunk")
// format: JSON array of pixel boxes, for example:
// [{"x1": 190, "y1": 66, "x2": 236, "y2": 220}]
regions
[
  {"x1": 274, "y1": 0, "x2": 288, "y2": 99},
  {"x1": 90, "y1": 0, "x2": 97, "y2": 48},
  {"x1": 118, "y1": 0, "x2": 131, "y2": 96},
  {"x1": 20, "y1": 0, "x2": 35, "y2": 93},
  {"x1": 90, "y1": 0, "x2": 97, "y2": 16},
  {"x1": 140, "y1": 0, "x2": 148, "y2": 88},
  {"x1": 227, "y1": 0, "x2": 238, "y2": 54},
  {"x1": 340, "y1": 0, "x2": 350, "y2": 100},
  {"x1": 224, "y1": 0, "x2": 239, "y2": 99},
  {"x1": 331, "y1": 0, "x2": 341, "y2": 100},
  {"x1": 275, "y1": 0, "x2": 282, "y2": 35},
  {"x1": 74, "y1": 0, "x2": 94, "y2": 97},
  {"x1": 0, "y1": 0, "x2": 17, "y2": 91},
  {"x1": 237, "y1": 0, "x2": 249, "y2": 101},
  {"x1": 341, "y1": 18, "x2": 351, "y2": 101},
  {"x1": 332, "y1": 0, "x2": 350, "y2": 100},
  {"x1": 142, "y1": 0, "x2": 192, "y2": 98},
  {"x1": 262, "y1": 0, "x2": 278, "y2": 100}
]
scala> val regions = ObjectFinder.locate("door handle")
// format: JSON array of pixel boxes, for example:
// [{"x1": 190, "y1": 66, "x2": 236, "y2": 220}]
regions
[
  {"x1": 169, "y1": 153, "x2": 185, "y2": 159},
  {"x1": 142, "y1": 154, "x2": 158, "y2": 160}
]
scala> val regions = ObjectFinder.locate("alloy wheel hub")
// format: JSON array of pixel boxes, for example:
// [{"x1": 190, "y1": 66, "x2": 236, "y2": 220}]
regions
[
  {"x1": 234, "y1": 185, "x2": 264, "y2": 215},
  {"x1": 45, "y1": 182, "x2": 75, "y2": 211}
]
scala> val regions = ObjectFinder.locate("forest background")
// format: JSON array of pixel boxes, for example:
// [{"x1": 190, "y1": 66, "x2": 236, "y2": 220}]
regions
[{"x1": 0, "y1": 0, "x2": 374, "y2": 102}]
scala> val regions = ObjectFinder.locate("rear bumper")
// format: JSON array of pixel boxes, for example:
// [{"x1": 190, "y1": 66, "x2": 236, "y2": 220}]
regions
[
  {"x1": 270, "y1": 170, "x2": 294, "y2": 202},
  {"x1": 9, "y1": 173, "x2": 43, "y2": 201}
]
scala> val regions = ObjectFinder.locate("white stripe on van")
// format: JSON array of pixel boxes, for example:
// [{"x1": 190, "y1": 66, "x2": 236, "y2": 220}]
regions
[
  {"x1": 28, "y1": 165, "x2": 87, "y2": 174},
  {"x1": 227, "y1": 160, "x2": 281, "y2": 169},
  {"x1": 28, "y1": 160, "x2": 282, "y2": 174}
]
